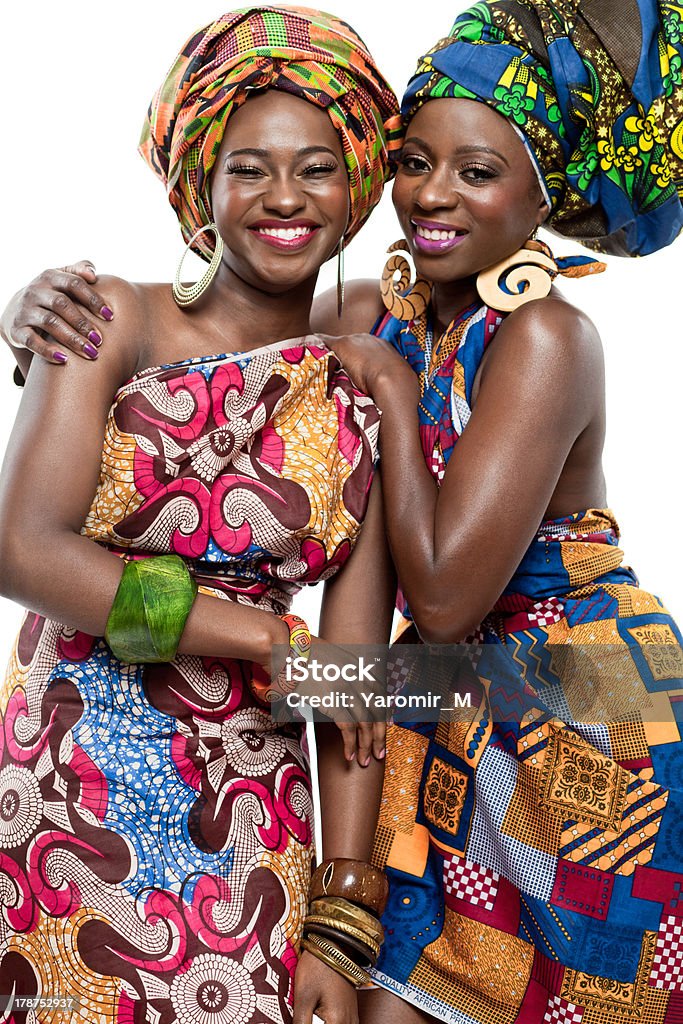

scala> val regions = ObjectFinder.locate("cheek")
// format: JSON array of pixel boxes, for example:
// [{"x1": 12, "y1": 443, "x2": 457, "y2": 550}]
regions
[
  {"x1": 211, "y1": 183, "x2": 253, "y2": 227},
  {"x1": 469, "y1": 184, "x2": 535, "y2": 236},
  {"x1": 390, "y1": 177, "x2": 413, "y2": 222},
  {"x1": 321, "y1": 179, "x2": 351, "y2": 228}
]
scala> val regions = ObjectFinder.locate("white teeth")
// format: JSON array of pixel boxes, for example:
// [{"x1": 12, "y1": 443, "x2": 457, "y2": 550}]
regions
[
  {"x1": 257, "y1": 226, "x2": 313, "y2": 240},
  {"x1": 415, "y1": 224, "x2": 461, "y2": 241}
]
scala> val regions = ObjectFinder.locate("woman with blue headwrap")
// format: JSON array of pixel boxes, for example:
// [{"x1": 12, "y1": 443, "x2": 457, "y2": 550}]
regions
[
  {"x1": 3, "y1": 3, "x2": 683, "y2": 1023},
  {"x1": 324, "y1": 2, "x2": 683, "y2": 1022}
]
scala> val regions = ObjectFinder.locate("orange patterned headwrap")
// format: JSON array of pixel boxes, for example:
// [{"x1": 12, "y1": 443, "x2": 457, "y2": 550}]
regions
[{"x1": 139, "y1": 6, "x2": 401, "y2": 257}]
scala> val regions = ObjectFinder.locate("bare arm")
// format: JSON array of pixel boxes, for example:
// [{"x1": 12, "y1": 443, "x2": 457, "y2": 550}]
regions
[
  {"x1": 322, "y1": 297, "x2": 604, "y2": 643},
  {"x1": 295, "y1": 474, "x2": 395, "y2": 1024},
  {"x1": 0, "y1": 276, "x2": 289, "y2": 664},
  {"x1": 372, "y1": 298, "x2": 604, "y2": 642},
  {"x1": 316, "y1": 472, "x2": 395, "y2": 826}
]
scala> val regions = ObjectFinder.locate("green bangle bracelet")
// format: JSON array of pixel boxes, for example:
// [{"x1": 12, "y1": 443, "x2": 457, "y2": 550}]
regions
[{"x1": 105, "y1": 555, "x2": 198, "y2": 663}]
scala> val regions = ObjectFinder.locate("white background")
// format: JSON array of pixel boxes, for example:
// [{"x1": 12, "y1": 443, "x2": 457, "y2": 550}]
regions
[{"x1": 0, "y1": 0, "x2": 681, "y2": 666}]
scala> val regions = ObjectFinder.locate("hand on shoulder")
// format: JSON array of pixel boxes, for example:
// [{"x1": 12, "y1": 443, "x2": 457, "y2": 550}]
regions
[
  {"x1": 1, "y1": 260, "x2": 112, "y2": 365},
  {"x1": 320, "y1": 330, "x2": 417, "y2": 403}
]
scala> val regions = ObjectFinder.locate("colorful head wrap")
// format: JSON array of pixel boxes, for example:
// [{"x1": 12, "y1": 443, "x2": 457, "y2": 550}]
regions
[
  {"x1": 402, "y1": 1, "x2": 683, "y2": 256},
  {"x1": 139, "y1": 6, "x2": 401, "y2": 257}
]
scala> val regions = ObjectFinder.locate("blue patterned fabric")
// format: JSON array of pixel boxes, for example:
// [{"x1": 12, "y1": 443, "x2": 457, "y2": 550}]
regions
[
  {"x1": 370, "y1": 302, "x2": 683, "y2": 1023},
  {"x1": 402, "y1": 0, "x2": 683, "y2": 255}
]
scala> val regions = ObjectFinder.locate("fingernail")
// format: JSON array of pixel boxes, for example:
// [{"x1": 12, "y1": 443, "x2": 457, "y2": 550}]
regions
[
  {"x1": 348, "y1": 752, "x2": 356, "y2": 762},
  {"x1": 53, "y1": 351, "x2": 68, "y2": 364},
  {"x1": 101, "y1": 306, "x2": 114, "y2": 321},
  {"x1": 88, "y1": 330, "x2": 102, "y2": 346},
  {"x1": 379, "y1": 748, "x2": 386, "y2": 759},
  {"x1": 361, "y1": 758, "x2": 371, "y2": 768},
  {"x1": 86, "y1": 264, "x2": 96, "y2": 273},
  {"x1": 84, "y1": 342, "x2": 99, "y2": 359}
]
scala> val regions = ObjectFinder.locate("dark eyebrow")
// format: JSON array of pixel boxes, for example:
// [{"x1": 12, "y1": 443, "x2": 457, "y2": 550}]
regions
[
  {"x1": 297, "y1": 146, "x2": 341, "y2": 159},
  {"x1": 403, "y1": 136, "x2": 510, "y2": 167},
  {"x1": 224, "y1": 146, "x2": 340, "y2": 159}
]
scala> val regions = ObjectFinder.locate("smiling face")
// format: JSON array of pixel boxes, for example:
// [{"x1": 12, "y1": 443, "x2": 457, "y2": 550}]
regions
[
  {"x1": 392, "y1": 98, "x2": 550, "y2": 286},
  {"x1": 210, "y1": 90, "x2": 350, "y2": 294}
]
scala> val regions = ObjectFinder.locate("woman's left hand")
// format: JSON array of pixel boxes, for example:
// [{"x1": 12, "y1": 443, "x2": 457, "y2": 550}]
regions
[{"x1": 319, "y1": 333, "x2": 418, "y2": 402}]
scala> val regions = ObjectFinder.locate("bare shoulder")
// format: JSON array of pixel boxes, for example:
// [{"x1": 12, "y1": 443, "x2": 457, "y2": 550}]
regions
[
  {"x1": 491, "y1": 290, "x2": 603, "y2": 376},
  {"x1": 92, "y1": 277, "x2": 164, "y2": 381},
  {"x1": 474, "y1": 291, "x2": 605, "y2": 431},
  {"x1": 94, "y1": 276, "x2": 153, "y2": 332},
  {"x1": 312, "y1": 278, "x2": 384, "y2": 335}
]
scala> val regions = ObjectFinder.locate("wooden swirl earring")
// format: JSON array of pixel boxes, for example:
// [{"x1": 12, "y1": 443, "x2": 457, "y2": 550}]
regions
[
  {"x1": 380, "y1": 240, "x2": 432, "y2": 322},
  {"x1": 475, "y1": 240, "x2": 558, "y2": 313}
]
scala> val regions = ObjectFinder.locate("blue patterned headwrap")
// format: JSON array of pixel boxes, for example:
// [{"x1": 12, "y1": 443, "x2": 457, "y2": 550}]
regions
[{"x1": 402, "y1": 1, "x2": 683, "y2": 256}]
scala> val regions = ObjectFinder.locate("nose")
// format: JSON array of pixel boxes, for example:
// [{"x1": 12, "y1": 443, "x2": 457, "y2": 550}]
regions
[
  {"x1": 262, "y1": 172, "x2": 306, "y2": 216},
  {"x1": 415, "y1": 166, "x2": 458, "y2": 213}
]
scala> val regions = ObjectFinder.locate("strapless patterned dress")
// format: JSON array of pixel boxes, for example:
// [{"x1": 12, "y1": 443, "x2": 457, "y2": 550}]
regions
[
  {"x1": 371, "y1": 303, "x2": 683, "y2": 1024},
  {"x1": 0, "y1": 339, "x2": 380, "y2": 1024}
]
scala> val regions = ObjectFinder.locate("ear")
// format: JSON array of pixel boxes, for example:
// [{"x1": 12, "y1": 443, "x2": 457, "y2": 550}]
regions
[{"x1": 536, "y1": 197, "x2": 551, "y2": 225}]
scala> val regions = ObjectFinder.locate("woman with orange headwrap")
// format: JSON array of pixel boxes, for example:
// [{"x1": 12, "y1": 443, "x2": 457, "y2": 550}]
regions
[{"x1": 0, "y1": 8, "x2": 400, "y2": 1023}]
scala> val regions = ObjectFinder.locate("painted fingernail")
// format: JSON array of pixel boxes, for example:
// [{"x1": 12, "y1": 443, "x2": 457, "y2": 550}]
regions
[
  {"x1": 84, "y1": 342, "x2": 99, "y2": 359},
  {"x1": 361, "y1": 757, "x2": 371, "y2": 767},
  {"x1": 53, "y1": 351, "x2": 68, "y2": 364},
  {"x1": 348, "y1": 752, "x2": 356, "y2": 762},
  {"x1": 101, "y1": 306, "x2": 114, "y2": 321},
  {"x1": 379, "y1": 748, "x2": 386, "y2": 759},
  {"x1": 88, "y1": 330, "x2": 102, "y2": 346}
]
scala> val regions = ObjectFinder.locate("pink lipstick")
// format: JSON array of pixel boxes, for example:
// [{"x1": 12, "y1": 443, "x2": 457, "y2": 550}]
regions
[
  {"x1": 412, "y1": 219, "x2": 467, "y2": 254},
  {"x1": 249, "y1": 219, "x2": 320, "y2": 251}
]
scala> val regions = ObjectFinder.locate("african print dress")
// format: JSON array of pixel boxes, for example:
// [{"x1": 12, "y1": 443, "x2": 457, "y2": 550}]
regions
[
  {"x1": 371, "y1": 304, "x2": 683, "y2": 1023},
  {"x1": 0, "y1": 339, "x2": 380, "y2": 1024}
]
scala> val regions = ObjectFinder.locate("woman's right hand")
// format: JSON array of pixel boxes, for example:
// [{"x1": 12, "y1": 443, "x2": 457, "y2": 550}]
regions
[
  {"x1": 264, "y1": 629, "x2": 387, "y2": 767},
  {"x1": 0, "y1": 261, "x2": 115, "y2": 363}
]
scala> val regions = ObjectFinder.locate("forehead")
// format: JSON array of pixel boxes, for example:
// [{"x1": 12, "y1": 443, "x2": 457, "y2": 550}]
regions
[
  {"x1": 219, "y1": 89, "x2": 343, "y2": 155},
  {"x1": 406, "y1": 97, "x2": 528, "y2": 158}
]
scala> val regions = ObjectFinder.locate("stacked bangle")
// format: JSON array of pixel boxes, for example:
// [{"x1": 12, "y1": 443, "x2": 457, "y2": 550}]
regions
[
  {"x1": 310, "y1": 858, "x2": 389, "y2": 915},
  {"x1": 302, "y1": 858, "x2": 388, "y2": 987},
  {"x1": 105, "y1": 555, "x2": 197, "y2": 663},
  {"x1": 302, "y1": 934, "x2": 371, "y2": 987}
]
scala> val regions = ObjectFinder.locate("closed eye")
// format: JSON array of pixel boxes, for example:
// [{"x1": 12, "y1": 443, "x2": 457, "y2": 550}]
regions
[
  {"x1": 225, "y1": 164, "x2": 265, "y2": 176},
  {"x1": 301, "y1": 162, "x2": 338, "y2": 176}
]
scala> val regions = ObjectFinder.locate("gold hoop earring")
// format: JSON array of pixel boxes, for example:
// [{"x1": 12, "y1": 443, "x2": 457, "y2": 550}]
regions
[
  {"x1": 380, "y1": 240, "x2": 432, "y2": 322},
  {"x1": 476, "y1": 244, "x2": 557, "y2": 313},
  {"x1": 337, "y1": 239, "x2": 345, "y2": 318},
  {"x1": 172, "y1": 224, "x2": 224, "y2": 308}
]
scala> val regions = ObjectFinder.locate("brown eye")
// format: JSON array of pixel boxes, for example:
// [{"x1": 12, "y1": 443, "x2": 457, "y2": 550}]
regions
[
  {"x1": 400, "y1": 154, "x2": 431, "y2": 172},
  {"x1": 461, "y1": 164, "x2": 496, "y2": 181}
]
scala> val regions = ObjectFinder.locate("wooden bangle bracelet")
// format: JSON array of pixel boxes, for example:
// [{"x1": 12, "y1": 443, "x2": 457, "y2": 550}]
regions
[{"x1": 310, "y1": 859, "x2": 389, "y2": 915}]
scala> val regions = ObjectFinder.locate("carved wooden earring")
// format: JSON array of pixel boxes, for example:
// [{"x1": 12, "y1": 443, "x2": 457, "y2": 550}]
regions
[
  {"x1": 380, "y1": 240, "x2": 432, "y2": 322},
  {"x1": 476, "y1": 243, "x2": 558, "y2": 312}
]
